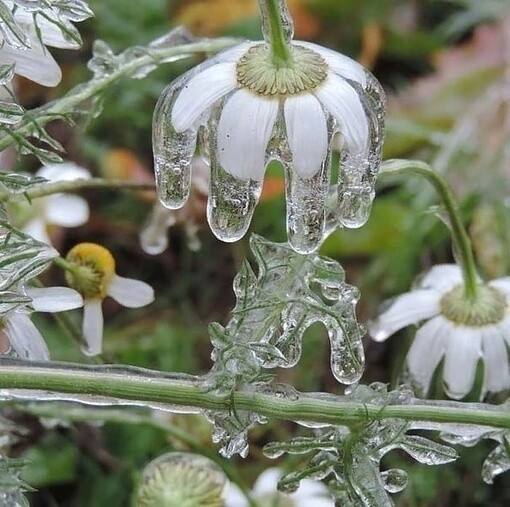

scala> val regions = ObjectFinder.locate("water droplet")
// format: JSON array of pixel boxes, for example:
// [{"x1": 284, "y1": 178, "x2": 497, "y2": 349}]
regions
[{"x1": 381, "y1": 468, "x2": 408, "y2": 493}]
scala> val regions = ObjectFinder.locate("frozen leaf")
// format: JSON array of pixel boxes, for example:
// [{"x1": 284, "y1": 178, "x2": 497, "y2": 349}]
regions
[
  {"x1": 482, "y1": 435, "x2": 510, "y2": 484},
  {"x1": 399, "y1": 435, "x2": 459, "y2": 465}
]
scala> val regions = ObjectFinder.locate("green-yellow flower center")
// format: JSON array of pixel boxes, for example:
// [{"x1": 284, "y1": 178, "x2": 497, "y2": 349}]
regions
[
  {"x1": 236, "y1": 43, "x2": 328, "y2": 96},
  {"x1": 440, "y1": 284, "x2": 507, "y2": 327},
  {"x1": 65, "y1": 243, "x2": 115, "y2": 300}
]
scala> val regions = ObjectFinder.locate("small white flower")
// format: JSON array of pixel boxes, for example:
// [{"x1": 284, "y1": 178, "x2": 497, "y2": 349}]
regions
[
  {"x1": 0, "y1": 1, "x2": 92, "y2": 87},
  {"x1": 64, "y1": 243, "x2": 155, "y2": 356},
  {"x1": 224, "y1": 468, "x2": 334, "y2": 507},
  {"x1": 1, "y1": 286, "x2": 83, "y2": 361},
  {"x1": 369, "y1": 264, "x2": 510, "y2": 400},
  {"x1": 22, "y1": 162, "x2": 91, "y2": 245}
]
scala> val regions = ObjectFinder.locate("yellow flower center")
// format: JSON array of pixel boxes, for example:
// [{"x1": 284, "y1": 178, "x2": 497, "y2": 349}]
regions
[{"x1": 65, "y1": 243, "x2": 115, "y2": 300}]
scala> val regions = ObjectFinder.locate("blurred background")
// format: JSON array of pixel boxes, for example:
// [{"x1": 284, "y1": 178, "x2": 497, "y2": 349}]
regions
[{"x1": 5, "y1": 0, "x2": 510, "y2": 504}]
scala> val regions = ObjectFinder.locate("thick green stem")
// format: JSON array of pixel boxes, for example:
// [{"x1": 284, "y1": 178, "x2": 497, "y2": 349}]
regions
[
  {"x1": 0, "y1": 38, "x2": 237, "y2": 153},
  {"x1": 1, "y1": 361, "x2": 510, "y2": 430},
  {"x1": 381, "y1": 159, "x2": 479, "y2": 301},
  {"x1": 258, "y1": 0, "x2": 294, "y2": 67}
]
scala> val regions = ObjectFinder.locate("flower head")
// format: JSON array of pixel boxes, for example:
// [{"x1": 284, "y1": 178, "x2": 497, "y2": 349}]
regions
[
  {"x1": 225, "y1": 467, "x2": 334, "y2": 507},
  {"x1": 64, "y1": 242, "x2": 154, "y2": 356},
  {"x1": 1, "y1": 285, "x2": 83, "y2": 361},
  {"x1": 153, "y1": 26, "x2": 385, "y2": 253},
  {"x1": 369, "y1": 264, "x2": 510, "y2": 400},
  {"x1": 21, "y1": 162, "x2": 91, "y2": 245},
  {"x1": 0, "y1": 0, "x2": 93, "y2": 87}
]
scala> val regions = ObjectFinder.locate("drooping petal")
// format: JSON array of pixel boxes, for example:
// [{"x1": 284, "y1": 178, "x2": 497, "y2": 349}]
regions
[
  {"x1": 498, "y1": 314, "x2": 510, "y2": 349},
  {"x1": 214, "y1": 41, "x2": 254, "y2": 63},
  {"x1": 252, "y1": 468, "x2": 282, "y2": 496},
  {"x1": 406, "y1": 316, "x2": 449, "y2": 395},
  {"x1": 223, "y1": 482, "x2": 249, "y2": 507},
  {"x1": 22, "y1": 217, "x2": 51, "y2": 244},
  {"x1": 284, "y1": 94, "x2": 328, "y2": 178},
  {"x1": 25, "y1": 286, "x2": 83, "y2": 312},
  {"x1": 369, "y1": 290, "x2": 440, "y2": 342},
  {"x1": 294, "y1": 41, "x2": 368, "y2": 86},
  {"x1": 314, "y1": 74, "x2": 368, "y2": 154},
  {"x1": 171, "y1": 62, "x2": 237, "y2": 132},
  {"x1": 418, "y1": 264, "x2": 464, "y2": 293},
  {"x1": 4, "y1": 312, "x2": 50, "y2": 360},
  {"x1": 217, "y1": 89, "x2": 278, "y2": 181},
  {"x1": 82, "y1": 299, "x2": 104, "y2": 356},
  {"x1": 481, "y1": 327, "x2": 510, "y2": 397},
  {"x1": 488, "y1": 277, "x2": 510, "y2": 299},
  {"x1": 45, "y1": 194, "x2": 89, "y2": 227},
  {"x1": 0, "y1": 42, "x2": 62, "y2": 86},
  {"x1": 37, "y1": 162, "x2": 90, "y2": 181},
  {"x1": 107, "y1": 275, "x2": 154, "y2": 308},
  {"x1": 443, "y1": 326, "x2": 482, "y2": 399}
]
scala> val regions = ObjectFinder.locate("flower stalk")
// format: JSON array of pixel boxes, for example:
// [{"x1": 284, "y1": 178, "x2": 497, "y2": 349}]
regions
[
  {"x1": 380, "y1": 159, "x2": 479, "y2": 301},
  {"x1": 1, "y1": 360, "x2": 510, "y2": 430},
  {"x1": 258, "y1": 0, "x2": 294, "y2": 67}
]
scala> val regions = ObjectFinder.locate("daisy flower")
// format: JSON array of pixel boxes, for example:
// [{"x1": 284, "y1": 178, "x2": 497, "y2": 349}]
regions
[
  {"x1": 63, "y1": 243, "x2": 154, "y2": 356},
  {"x1": 0, "y1": 0, "x2": 93, "y2": 87},
  {"x1": 21, "y1": 162, "x2": 91, "y2": 245},
  {"x1": 369, "y1": 264, "x2": 510, "y2": 400},
  {"x1": 1, "y1": 285, "x2": 83, "y2": 360},
  {"x1": 224, "y1": 468, "x2": 334, "y2": 507},
  {"x1": 153, "y1": 0, "x2": 385, "y2": 253}
]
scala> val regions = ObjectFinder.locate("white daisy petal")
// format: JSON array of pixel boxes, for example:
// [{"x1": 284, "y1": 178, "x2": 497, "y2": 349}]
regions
[
  {"x1": 443, "y1": 326, "x2": 482, "y2": 399},
  {"x1": 252, "y1": 468, "x2": 282, "y2": 496},
  {"x1": 296, "y1": 41, "x2": 367, "y2": 86},
  {"x1": 37, "y1": 162, "x2": 90, "y2": 181},
  {"x1": 215, "y1": 41, "x2": 254, "y2": 63},
  {"x1": 217, "y1": 89, "x2": 278, "y2": 181},
  {"x1": 25, "y1": 286, "x2": 83, "y2": 312},
  {"x1": 481, "y1": 328, "x2": 510, "y2": 396},
  {"x1": 82, "y1": 299, "x2": 104, "y2": 356},
  {"x1": 107, "y1": 275, "x2": 155, "y2": 308},
  {"x1": 45, "y1": 194, "x2": 89, "y2": 227},
  {"x1": 223, "y1": 483, "x2": 249, "y2": 507},
  {"x1": 0, "y1": 43, "x2": 62, "y2": 87},
  {"x1": 294, "y1": 478, "x2": 332, "y2": 500},
  {"x1": 284, "y1": 94, "x2": 328, "y2": 178},
  {"x1": 22, "y1": 217, "x2": 51, "y2": 244},
  {"x1": 498, "y1": 314, "x2": 510, "y2": 349},
  {"x1": 488, "y1": 277, "x2": 510, "y2": 298},
  {"x1": 171, "y1": 62, "x2": 238, "y2": 132},
  {"x1": 406, "y1": 316, "x2": 449, "y2": 394},
  {"x1": 418, "y1": 264, "x2": 464, "y2": 293},
  {"x1": 369, "y1": 290, "x2": 440, "y2": 342},
  {"x1": 4, "y1": 313, "x2": 50, "y2": 361},
  {"x1": 314, "y1": 74, "x2": 368, "y2": 154}
]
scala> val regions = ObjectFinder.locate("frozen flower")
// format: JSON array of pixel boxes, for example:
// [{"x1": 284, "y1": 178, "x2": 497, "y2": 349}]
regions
[
  {"x1": 21, "y1": 162, "x2": 91, "y2": 245},
  {"x1": 369, "y1": 264, "x2": 510, "y2": 400},
  {"x1": 64, "y1": 242, "x2": 154, "y2": 356},
  {"x1": 1, "y1": 285, "x2": 83, "y2": 360},
  {"x1": 0, "y1": 0, "x2": 93, "y2": 87},
  {"x1": 153, "y1": 9, "x2": 385, "y2": 253},
  {"x1": 225, "y1": 467, "x2": 334, "y2": 507}
]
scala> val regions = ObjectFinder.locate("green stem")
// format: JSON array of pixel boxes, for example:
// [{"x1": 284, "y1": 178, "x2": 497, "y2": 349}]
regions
[
  {"x1": 0, "y1": 178, "x2": 155, "y2": 204},
  {"x1": 0, "y1": 38, "x2": 237, "y2": 153},
  {"x1": 258, "y1": 0, "x2": 294, "y2": 67},
  {"x1": 380, "y1": 159, "x2": 479, "y2": 301},
  {"x1": 1, "y1": 360, "x2": 510, "y2": 430}
]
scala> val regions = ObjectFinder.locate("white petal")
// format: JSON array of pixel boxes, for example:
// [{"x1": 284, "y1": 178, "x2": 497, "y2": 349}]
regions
[
  {"x1": 0, "y1": 42, "x2": 61, "y2": 87},
  {"x1": 498, "y1": 314, "x2": 510, "y2": 348},
  {"x1": 4, "y1": 313, "x2": 50, "y2": 361},
  {"x1": 369, "y1": 290, "x2": 440, "y2": 342},
  {"x1": 45, "y1": 194, "x2": 89, "y2": 227},
  {"x1": 22, "y1": 217, "x2": 51, "y2": 244},
  {"x1": 25, "y1": 286, "x2": 83, "y2": 312},
  {"x1": 217, "y1": 89, "x2": 278, "y2": 181},
  {"x1": 171, "y1": 62, "x2": 237, "y2": 132},
  {"x1": 223, "y1": 482, "x2": 249, "y2": 507},
  {"x1": 214, "y1": 41, "x2": 254, "y2": 63},
  {"x1": 252, "y1": 468, "x2": 281, "y2": 496},
  {"x1": 284, "y1": 94, "x2": 328, "y2": 178},
  {"x1": 489, "y1": 277, "x2": 510, "y2": 298},
  {"x1": 406, "y1": 316, "x2": 449, "y2": 395},
  {"x1": 314, "y1": 74, "x2": 368, "y2": 154},
  {"x1": 443, "y1": 326, "x2": 482, "y2": 399},
  {"x1": 481, "y1": 327, "x2": 510, "y2": 396},
  {"x1": 107, "y1": 275, "x2": 154, "y2": 308},
  {"x1": 294, "y1": 41, "x2": 368, "y2": 86},
  {"x1": 418, "y1": 264, "x2": 464, "y2": 293},
  {"x1": 37, "y1": 162, "x2": 90, "y2": 181},
  {"x1": 294, "y1": 478, "x2": 332, "y2": 500},
  {"x1": 82, "y1": 299, "x2": 104, "y2": 356}
]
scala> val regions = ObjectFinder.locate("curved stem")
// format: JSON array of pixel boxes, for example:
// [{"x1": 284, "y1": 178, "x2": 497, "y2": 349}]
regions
[
  {"x1": 0, "y1": 360, "x2": 509, "y2": 430},
  {"x1": 258, "y1": 0, "x2": 294, "y2": 67},
  {"x1": 380, "y1": 159, "x2": 479, "y2": 301}
]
